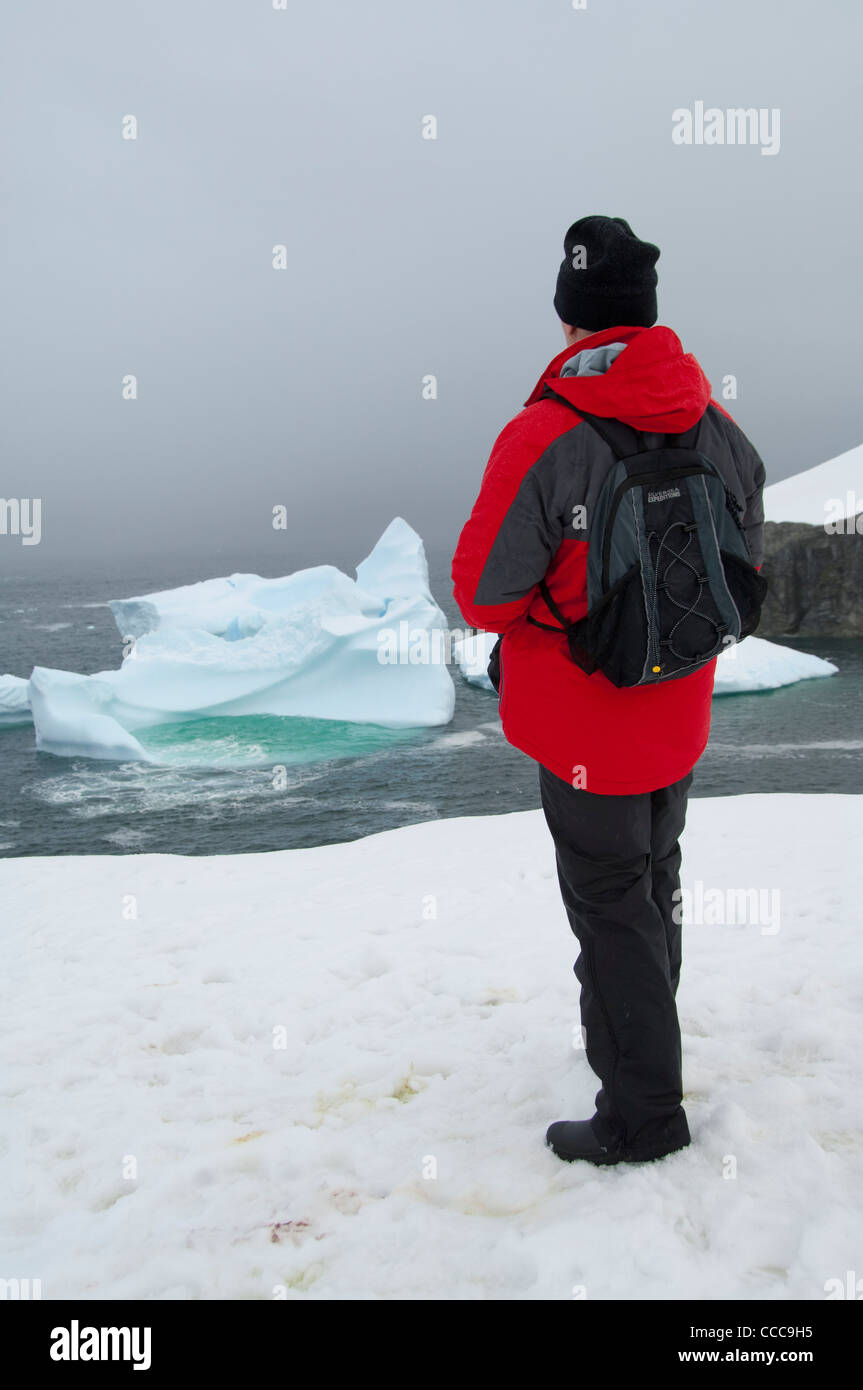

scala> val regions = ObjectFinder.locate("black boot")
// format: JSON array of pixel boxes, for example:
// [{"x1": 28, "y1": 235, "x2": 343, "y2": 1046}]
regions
[
  {"x1": 546, "y1": 1119, "x2": 624, "y2": 1165},
  {"x1": 546, "y1": 1113, "x2": 690, "y2": 1166}
]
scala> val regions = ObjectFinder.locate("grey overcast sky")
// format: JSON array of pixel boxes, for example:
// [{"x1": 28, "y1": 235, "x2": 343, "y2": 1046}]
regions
[{"x1": 2, "y1": 0, "x2": 861, "y2": 577}]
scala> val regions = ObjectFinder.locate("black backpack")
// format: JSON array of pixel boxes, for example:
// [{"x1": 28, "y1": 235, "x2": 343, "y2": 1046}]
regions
[{"x1": 519, "y1": 400, "x2": 768, "y2": 689}]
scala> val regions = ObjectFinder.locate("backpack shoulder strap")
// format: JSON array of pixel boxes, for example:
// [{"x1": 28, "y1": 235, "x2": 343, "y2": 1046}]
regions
[
  {"x1": 535, "y1": 577, "x2": 570, "y2": 631},
  {"x1": 538, "y1": 385, "x2": 641, "y2": 459},
  {"x1": 538, "y1": 383, "x2": 709, "y2": 456}
]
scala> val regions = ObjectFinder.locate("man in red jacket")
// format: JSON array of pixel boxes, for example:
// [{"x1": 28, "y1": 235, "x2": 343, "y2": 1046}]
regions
[{"x1": 452, "y1": 215, "x2": 765, "y2": 1166}]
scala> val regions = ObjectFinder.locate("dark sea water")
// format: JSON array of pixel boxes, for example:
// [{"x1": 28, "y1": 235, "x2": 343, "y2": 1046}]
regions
[{"x1": 1, "y1": 551, "x2": 861, "y2": 859}]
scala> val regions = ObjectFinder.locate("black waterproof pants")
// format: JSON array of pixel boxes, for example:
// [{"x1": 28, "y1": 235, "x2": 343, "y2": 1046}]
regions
[{"x1": 539, "y1": 764, "x2": 693, "y2": 1153}]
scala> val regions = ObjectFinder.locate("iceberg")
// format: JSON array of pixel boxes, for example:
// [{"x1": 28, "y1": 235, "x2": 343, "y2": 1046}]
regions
[
  {"x1": 28, "y1": 668, "x2": 150, "y2": 760},
  {"x1": 0, "y1": 673, "x2": 31, "y2": 726},
  {"x1": 453, "y1": 632, "x2": 498, "y2": 691},
  {"x1": 712, "y1": 634, "x2": 837, "y2": 694},
  {"x1": 455, "y1": 630, "x2": 837, "y2": 695},
  {"x1": 28, "y1": 519, "x2": 455, "y2": 762}
]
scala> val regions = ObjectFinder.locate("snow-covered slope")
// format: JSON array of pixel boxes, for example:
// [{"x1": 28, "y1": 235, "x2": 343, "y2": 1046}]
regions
[
  {"x1": 1, "y1": 796, "x2": 859, "y2": 1299},
  {"x1": 763, "y1": 441, "x2": 863, "y2": 526}
]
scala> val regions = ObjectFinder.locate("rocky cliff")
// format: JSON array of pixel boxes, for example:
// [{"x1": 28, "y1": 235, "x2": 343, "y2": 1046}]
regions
[{"x1": 757, "y1": 520, "x2": 863, "y2": 637}]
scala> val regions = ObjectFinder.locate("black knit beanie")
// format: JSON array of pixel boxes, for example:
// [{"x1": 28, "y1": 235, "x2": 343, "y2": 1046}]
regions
[{"x1": 553, "y1": 215, "x2": 660, "y2": 331}]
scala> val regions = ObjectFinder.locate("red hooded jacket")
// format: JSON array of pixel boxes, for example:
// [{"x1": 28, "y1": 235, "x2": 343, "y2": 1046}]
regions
[{"x1": 452, "y1": 325, "x2": 766, "y2": 794}]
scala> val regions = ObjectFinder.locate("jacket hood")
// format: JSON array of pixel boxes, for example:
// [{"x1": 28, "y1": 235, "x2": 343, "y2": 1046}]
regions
[{"x1": 524, "y1": 325, "x2": 712, "y2": 433}]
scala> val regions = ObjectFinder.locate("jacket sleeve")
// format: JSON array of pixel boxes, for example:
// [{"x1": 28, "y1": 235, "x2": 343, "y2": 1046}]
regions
[
  {"x1": 711, "y1": 401, "x2": 767, "y2": 570},
  {"x1": 452, "y1": 413, "x2": 564, "y2": 633},
  {"x1": 741, "y1": 446, "x2": 767, "y2": 570}
]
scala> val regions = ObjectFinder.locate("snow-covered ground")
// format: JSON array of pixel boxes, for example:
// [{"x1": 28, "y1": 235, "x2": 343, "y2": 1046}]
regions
[{"x1": 1, "y1": 795, "x2": 860, "y2": 1300}]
